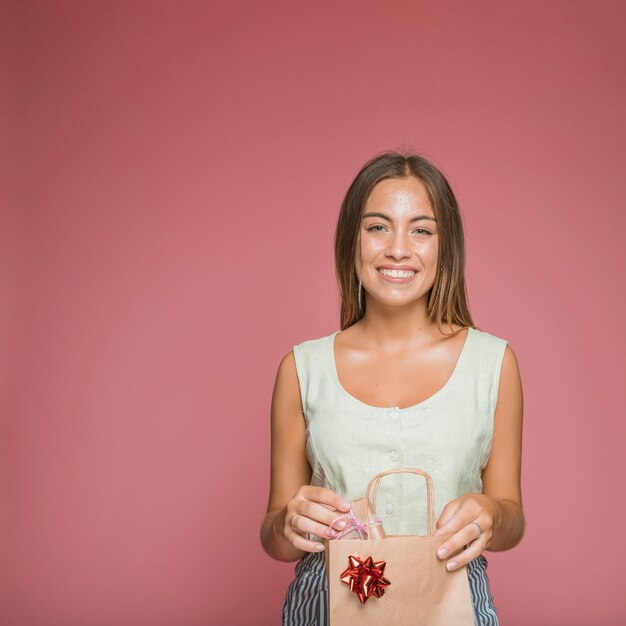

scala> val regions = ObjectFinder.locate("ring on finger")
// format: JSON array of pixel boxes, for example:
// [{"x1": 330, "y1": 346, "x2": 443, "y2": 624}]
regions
[
  {"x1": 470, "y1": 521, "x2": 482, "y2": 541},
  {"x1": 290, "y1": 513, "x2": 302, "y2": 531}
]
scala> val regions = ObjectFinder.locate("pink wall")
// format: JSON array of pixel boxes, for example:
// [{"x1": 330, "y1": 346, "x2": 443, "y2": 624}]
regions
[{"x1": 2, "y1": 1, "x2": 625, "y2": 624}]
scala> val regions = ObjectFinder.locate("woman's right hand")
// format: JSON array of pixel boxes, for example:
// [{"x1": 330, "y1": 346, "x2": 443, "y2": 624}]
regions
[{"x1": 281, "y1": 486, "x2": 351, "y2": 552}]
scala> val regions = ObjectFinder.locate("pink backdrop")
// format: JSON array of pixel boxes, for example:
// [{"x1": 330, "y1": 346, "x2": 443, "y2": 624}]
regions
[{"x1": 2, "y1": 1, "x2": 625, "y2": 625}]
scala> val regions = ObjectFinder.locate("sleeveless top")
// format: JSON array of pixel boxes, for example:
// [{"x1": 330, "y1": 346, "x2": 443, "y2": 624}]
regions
[{"x1": 292, "y1": 326, "x2": 508, "y2": 537}]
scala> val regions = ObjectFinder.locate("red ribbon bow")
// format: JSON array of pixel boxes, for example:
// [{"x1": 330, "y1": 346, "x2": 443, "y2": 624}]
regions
[{"x1": 340, "y1": 554, "x2": 391, "y2": 604}]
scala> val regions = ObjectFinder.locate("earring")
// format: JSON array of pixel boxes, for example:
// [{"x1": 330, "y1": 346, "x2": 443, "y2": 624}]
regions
[{"x1": 358, "y1": 278, "x2": 363, "y2": 313}]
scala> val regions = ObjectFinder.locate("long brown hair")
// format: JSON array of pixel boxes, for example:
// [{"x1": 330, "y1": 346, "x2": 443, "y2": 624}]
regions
[{"x1": 334, "y1": 151, "x2": 476, "y2": 333}]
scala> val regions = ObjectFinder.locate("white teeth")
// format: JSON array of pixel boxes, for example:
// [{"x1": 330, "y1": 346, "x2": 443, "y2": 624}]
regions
[{"x1": 378, "y1": 268, "x2": 416, "y2": 278}]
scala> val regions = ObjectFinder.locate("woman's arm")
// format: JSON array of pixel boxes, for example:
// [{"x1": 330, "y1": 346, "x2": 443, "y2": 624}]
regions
[
  {"x1": 259, "y1": 350, "x2": 350, "y2": 562},
  {"x1": 434, "y1": 344, "x2": 525, "y2": 569},
  {"x1": 480, "y1": 343, "x2": 525, "y2": 550}
]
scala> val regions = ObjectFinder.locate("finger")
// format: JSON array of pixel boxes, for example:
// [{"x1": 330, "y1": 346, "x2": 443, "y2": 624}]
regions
[
  {"x1": 287, "y1": 527, "x2": 326, "y2": 553},
  {"x1": 443, "y1": 537, "x2": 484, "y2": 571},
  {"x1": 435, "y1": 501, "x2": 463, "y2": 534},
  {"x1": 435, "y1": 499, "x2": 484, "y2": 535},
  {"x1": 303, "y1": 486, "x2": 351, "y2": 512},
  {"x1": 301, "y1": 501, "x2": 350, "y2": 531},
  {"x1": 306, "y1": 507, "x2": 351, "y2": 539},
  {"x1": 291, "y1": 510, "x2": 344, "y2": 542},
  {"x1": 436, "y1": 523, "x2": 484, "y2": 561}
]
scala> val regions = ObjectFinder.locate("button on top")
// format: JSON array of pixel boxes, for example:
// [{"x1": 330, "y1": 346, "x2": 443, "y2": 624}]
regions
[
  {"x1": 389, "y1": 450, "x2": 399, "y2": 462},
  {"x1": 385, "y1": 503, "x2": 394, "y2": 514},
  {"x1": 388, "y1": 408, "x2": 400, "y2": 420}
]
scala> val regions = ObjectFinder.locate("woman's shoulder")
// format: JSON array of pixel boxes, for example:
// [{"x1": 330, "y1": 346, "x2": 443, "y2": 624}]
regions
[
  {"x1": 276, "y1": 330, "x2": 339, "y2": 385},
  {"x1": 292, "y1": 329, "x2": 339, "y2": 352},
  {"x1": 469, "y1": 325, "x2": 510, "y2": 358},
  {"x1": 470, "y1": 325, "x2": 508, "y2": 343}
]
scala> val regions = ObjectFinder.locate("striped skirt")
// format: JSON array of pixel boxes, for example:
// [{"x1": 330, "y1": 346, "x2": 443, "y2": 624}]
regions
[{"x1": 282, "y1": 551, "x2": 499, "y2": 626}]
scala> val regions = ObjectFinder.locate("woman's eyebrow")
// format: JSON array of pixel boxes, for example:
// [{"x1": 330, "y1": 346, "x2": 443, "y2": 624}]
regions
[{"x1": 362, "y1": 211, "x2": 437, "y2": 222}]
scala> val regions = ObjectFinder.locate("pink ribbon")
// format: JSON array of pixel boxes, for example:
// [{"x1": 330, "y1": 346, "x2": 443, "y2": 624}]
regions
[{"x1": 327, "y1": 507, "x2": 383, "y2": 540}]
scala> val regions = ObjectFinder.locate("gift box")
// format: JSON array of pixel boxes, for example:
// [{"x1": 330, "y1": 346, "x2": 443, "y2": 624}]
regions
[{"x1": 327, "y1": 497, "x2": 387, "y2": 540}]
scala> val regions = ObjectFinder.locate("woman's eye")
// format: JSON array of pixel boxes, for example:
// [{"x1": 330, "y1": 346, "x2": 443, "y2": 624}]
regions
[{"x1": 366, "y1": 225, "x2": 433, "y2": 236}]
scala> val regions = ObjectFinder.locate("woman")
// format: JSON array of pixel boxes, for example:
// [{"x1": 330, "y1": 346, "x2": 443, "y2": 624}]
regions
[{"x1": 260, "y1": 151, "x2": 524, "y2": 625}]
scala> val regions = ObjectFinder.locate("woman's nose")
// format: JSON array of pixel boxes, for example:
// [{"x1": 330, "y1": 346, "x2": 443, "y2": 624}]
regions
[{"x1": 386, "y1": 229, "x2": 411, "y2": 258}]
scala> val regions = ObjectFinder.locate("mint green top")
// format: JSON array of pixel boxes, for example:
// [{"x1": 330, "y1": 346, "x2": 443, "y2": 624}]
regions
[{"x1": 292, "y1": 326, "x2": 508, "y2": 537}]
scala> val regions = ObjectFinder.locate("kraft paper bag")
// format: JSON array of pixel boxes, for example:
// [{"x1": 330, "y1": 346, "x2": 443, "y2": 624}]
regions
[{"x1": 324, "y1": 468, "x2": 475, "y2": 626}]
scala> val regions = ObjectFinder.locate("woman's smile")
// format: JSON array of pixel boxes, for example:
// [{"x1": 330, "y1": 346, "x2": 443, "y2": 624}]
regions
[{"x1": 377, "y1": 266, "x2": 419, "y2": 283}]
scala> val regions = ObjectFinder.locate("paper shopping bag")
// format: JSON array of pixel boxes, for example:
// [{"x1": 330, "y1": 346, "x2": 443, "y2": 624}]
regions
[{"x1": 324, "y1": 468, "x2": 475, "y2": 626}]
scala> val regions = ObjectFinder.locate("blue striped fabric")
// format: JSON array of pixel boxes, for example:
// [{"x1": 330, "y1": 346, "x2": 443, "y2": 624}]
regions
[{"x1": 282, "y1": 551, "x2": 498, "y2": 625}]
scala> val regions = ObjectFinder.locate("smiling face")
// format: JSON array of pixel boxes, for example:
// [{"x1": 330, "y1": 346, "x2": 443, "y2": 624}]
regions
[{"x1": 355, "y1": 176, "x2": 439, "y2": 309}]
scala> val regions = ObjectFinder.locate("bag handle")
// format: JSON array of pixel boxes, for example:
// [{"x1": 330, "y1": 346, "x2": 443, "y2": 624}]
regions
[{"x1": 364, "y1": 467, "x2": 436, "y2": 538}]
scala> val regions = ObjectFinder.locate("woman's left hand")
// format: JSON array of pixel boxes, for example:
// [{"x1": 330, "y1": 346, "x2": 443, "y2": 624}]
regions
[{"x1": 434, "y1": 493, "x2": 500, "y2": 572}]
